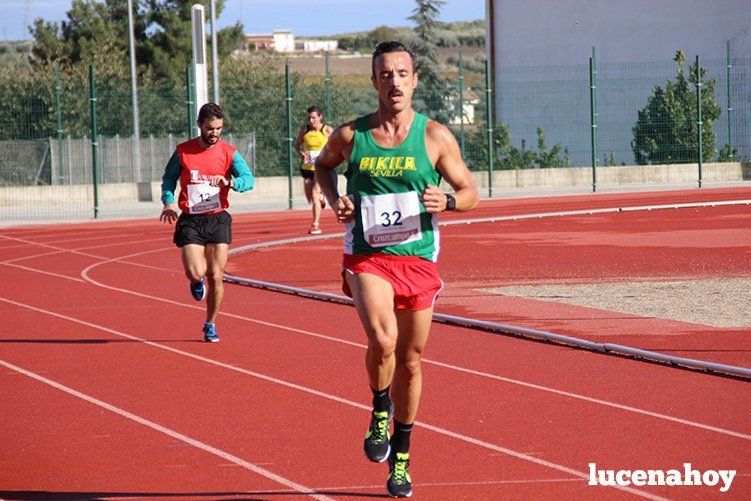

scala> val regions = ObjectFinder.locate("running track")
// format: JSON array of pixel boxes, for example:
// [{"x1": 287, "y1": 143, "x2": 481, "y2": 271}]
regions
[{"x1": 0, "y1": 187, "x2": 749, "y2": 500}]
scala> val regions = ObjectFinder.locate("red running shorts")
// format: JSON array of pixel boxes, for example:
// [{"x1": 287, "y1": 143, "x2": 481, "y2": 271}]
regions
[{"x1": 342, "y1": 253, "x2": 443, "y2": 311}]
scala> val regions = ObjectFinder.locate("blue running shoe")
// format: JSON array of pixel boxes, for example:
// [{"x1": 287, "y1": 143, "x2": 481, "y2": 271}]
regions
[
  {"x1": 203, "y1": 323, "x2": 219, "y2": 343},
  {"x1": 190, "y1": 278, "x2": 206, "y2": 301}
]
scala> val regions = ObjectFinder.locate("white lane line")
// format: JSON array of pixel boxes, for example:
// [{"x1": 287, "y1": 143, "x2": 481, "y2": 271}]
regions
[
  {"x1": 0, "y1": 357, "x2": 332, "y2": 501},
  {"x1": 440, "y1": 199, "x2": 751, "y2": 227},
  {"x1": 105, "y1": 477, "x2": 584, "y2": 498},
  {"x1": 2, "y1": 262, "x2": 87, "y2": 283},
  {"x1": 0, "y1": 296, "x2": 664, "y2": 501}
]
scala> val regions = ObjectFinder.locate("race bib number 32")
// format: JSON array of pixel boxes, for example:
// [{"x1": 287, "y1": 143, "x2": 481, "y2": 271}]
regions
[
  {"x1": 360, "y1": 192, "x2": 422, "y2": 248},
  {"x1": 187, "y1": 183, "x2": 221, "y2": 214}
]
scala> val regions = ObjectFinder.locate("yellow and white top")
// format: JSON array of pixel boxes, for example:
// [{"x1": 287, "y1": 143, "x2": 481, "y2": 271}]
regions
[{"x1": 300, "y1": 127, "x2": 329, "y2": 171}]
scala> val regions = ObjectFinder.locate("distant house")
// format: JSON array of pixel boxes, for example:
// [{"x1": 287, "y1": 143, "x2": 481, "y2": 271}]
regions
[
  {"x1": 447, "y1": 88, "x2": 480, "y2": 126},
  {"x1": 243, "y1": 34, "x2": 274, "y2": 51},
  {"x1": 243, "y1": 30, "x2": 295, "y2": 53},
  {"x1": 273, "y1": 30, "x2": 295, "y2": 53}
]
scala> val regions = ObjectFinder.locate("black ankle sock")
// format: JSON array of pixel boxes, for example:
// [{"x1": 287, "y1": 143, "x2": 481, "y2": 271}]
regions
[
  {"x1": 391, "y1": 420, "x2": 413, "y2": 454},
  {"x1": 371, "y1": 386, "x2": 391, "y2": 413}
]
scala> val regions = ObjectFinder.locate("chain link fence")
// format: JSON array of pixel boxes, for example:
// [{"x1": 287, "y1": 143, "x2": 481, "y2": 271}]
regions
[{"x1": 1, "y1": 50, "x2": 749, "y2": 222}]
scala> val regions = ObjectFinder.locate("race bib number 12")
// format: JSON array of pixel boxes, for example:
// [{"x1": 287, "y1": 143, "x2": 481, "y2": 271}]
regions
[
  {"x1": 360, "y1": 192, "x2": 422, "y2": 248},
  {"x1": 187, "y1": 183, "x2": 221, "y2": 214}
]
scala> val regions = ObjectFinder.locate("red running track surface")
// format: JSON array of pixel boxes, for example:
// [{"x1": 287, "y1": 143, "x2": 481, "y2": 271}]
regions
[
  {"x1": 0, "y1": 187, "x2": 749, "y2": 500},
  {"x1": 228, "y1": 187, "x2": 751, "y2": 368}
]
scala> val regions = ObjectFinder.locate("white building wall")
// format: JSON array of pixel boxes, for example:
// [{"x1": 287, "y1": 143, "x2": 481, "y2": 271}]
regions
[
  {"x1": 273, "y1": 31, "x2": 295, "y2": 52},
  {"x1": 303, "y1": 40, "x2": 339, "y2": 52}
]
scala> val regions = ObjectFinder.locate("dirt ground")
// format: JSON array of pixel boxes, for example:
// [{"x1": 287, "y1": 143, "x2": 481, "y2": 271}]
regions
[
  {"x1": 273, "y1": 47, "x2": 485, "y2": 75},
  {"x1": 486, "y1": 278, "x2": 751, "y2": 329}
]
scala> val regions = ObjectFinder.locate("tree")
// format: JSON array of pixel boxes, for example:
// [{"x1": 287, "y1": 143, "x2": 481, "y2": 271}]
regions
[
  {"x1": 29, "y1": 0, "x2": 137, "y2": 64},
  {"x1": 632, "y1": 50, "x2": 721, "y2": 164},
  {"x1": 370, "y1": 26, "x2": 398, "y2": 46},
  {"x1": 408, "y1": 0, "x2": 452, "y2": 122},
  {"x1": 29, "y1": 0, "x2": 243, "y2": 81}
]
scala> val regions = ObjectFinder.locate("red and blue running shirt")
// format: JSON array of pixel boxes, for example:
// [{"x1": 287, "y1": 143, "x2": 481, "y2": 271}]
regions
[{"x1": 161, "y1": 138, "x2": 254, "y2": 215}]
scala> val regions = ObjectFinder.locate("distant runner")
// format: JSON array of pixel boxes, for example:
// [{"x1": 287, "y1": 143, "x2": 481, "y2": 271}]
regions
[{"x1": 159, "y1": 102, "x2": 254, "y2": 343}]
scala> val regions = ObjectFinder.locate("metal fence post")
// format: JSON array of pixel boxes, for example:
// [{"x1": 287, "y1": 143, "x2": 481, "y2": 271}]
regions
[
  {"x1": 589, "y1": 47, "x2": 598, "y2": 192},
  {"x1": 458, "y1": 51, "x2": 465, "y2": 157},
  {"x1": 150, "y1": 134, "x2": 155, "y2": 181},
  {"x1": 726, "y1": 41, "x2": 733, "y2": 160},
  {"x1": 115, "y1": 134, "x2": 121, "y2": 181},
  {"x1": 696, "y1": 55, "x2": 703, "y2": 188},
  {"x1": 55, "y1": 62, "x2": 64, "y2": 185},
  {"x1": 66, "y1": 135, "x2": 73, "y2": 185},
  {"x1": 89, "y1": 65, "x2": 100, "y2": 218},
  {"x1": 485, "y1": 58, "x2": 494, "y2": 198},
  {"x1": 186, "y1": 67, "x2": 194, "y2": 140},
  {"x1": 286, "y1": 61, "x2": 294, "y2": 210},
  {"x1": 325, "y1": 51, "x2": 331, "y2": 122}
]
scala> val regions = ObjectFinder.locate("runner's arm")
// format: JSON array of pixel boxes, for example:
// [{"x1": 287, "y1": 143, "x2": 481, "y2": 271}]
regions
[
  {"x1": 315, "y1": 122, "x2": 356, "y2": 222},
  {"x1": 160, "y1": 150, "x2": 180, "y2": 206},
  {"x1": 159, "y1": 151, "x2": 180, "y2": 223},
  {"x1": 294, "y1": 126, "x2": 306, "y2": 160},
  {"x1": 229, "y1": 151, "x2": 255, "y2": 192},
  {"x1": 314, "y1": 122, "x2": 351, "y2": 207},
  {"x1": 423, "y1": 121, "x2": 478, "y2": 213}
]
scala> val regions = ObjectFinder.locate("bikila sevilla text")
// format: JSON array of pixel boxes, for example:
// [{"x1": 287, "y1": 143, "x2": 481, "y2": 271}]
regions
[
  {"x1": 588, "y1": 463, "x2": 736, "y2": 492},
  {"x1": 359, "y1": 156, "x2": 416, "y2": 177}
]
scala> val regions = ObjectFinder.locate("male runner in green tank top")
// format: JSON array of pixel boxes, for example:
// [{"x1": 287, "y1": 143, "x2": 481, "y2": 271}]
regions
[{"x1": 315, "y1": 41, "x2": 478, "y2": 498}]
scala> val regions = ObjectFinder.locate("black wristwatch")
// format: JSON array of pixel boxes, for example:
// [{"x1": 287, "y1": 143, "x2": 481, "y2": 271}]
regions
[{"x1": 444, "y1": 193, "x2": 456, "y2": 211}]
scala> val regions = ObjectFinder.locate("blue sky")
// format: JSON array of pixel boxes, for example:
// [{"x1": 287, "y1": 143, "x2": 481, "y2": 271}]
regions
[{"x1": 1, "y1": 0, "x2": 485, "y2": 41}]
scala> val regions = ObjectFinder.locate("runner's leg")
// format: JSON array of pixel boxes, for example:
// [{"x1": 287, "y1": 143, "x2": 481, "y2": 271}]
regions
[
  {"x1": 181, "y1": 244, "x2": 207, "y2": 283},
  {"x1": 391, "y1": 307, "x2": 433, "y2": 424},
  {"x1": 204, "y1": 243, "x2": 228, "y2": 324},
  {"x1": 303, "y1": 177, "x2": 314, "y2": 204},
  {"x1": 311, "y1": 180, "x2": 322, "y2": 225},
  {"x1": 345, "y1": 272, "x2": 397, "y2": 391}
]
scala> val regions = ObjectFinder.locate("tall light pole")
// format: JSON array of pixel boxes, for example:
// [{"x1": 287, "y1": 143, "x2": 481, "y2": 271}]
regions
[
  {"x1": 210, "y1": 0, "x2": 220, "y2": 104},
  {"x1": 127, "y1": 0, "x2": 142, "y2": 183}
]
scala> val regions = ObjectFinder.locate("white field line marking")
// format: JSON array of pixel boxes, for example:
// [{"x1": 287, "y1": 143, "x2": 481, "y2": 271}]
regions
[
  {"x1": 2, "y1": 262, "x2": 87, "y2": 283},
  {"x1": 0, "y1": 235, "x2": 112, "y2": 263},
  {"x1": 1, "y1": 231, "x2": 154, "y2": 247},
  {"x1": 440, "y1": 199, "x2": 751, "y2": 227},
  {"x1": 241, "y1": 477, "x2": 584, "y2": 493},
  {"x1": 107, "y1": 477, "x2": 583, "y2": 498},
  {"x1": 0, "y1": 357, "x2": 333, "y2": 501},
  {"x1": 0, "y1": 235, "x2": 165, "y2": 265},
  {"x1": 0, "y1": 297, "x2": 664, "y2": 501},
  {"x1": 81, "y1": 252, "x2": 751, "y2": 442}
]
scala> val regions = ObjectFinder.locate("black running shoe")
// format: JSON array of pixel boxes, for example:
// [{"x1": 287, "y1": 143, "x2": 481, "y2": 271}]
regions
[
  {"x1": 387, "y1": 451, "x2": 412, "y2": 498},
  {"x1": 363, "y1": 403, "x2": 393, "y2": 462}
]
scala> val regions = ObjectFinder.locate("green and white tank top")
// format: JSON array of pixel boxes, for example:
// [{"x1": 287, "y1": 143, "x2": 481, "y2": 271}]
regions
[{"x1": 344, "y1": 112, "x2": 442, "y2": 262}]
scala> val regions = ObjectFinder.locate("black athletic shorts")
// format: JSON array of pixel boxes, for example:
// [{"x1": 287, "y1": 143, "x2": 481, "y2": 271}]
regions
[
  {"x1": 300, "y1": 168, "x2": 315, "y2": 180},
  {"x1": 173, "y1": 210, "x2": 232, "y2": 247}
]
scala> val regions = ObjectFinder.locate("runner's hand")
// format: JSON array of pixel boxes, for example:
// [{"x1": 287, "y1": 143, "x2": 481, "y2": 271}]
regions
[
  {"x1": 335, "y1": 194, "x2": 355, "y2": 223},
  {"x1": 209, "y1": 175, "x2": 229, "y2": 187},
  {"x1": 421, "y1": 185, "x2": 448, "y2": 213},
  {"x1": 160, "y1": 204, "x2": 178, "y2": 224}
]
